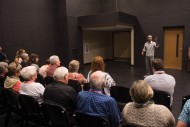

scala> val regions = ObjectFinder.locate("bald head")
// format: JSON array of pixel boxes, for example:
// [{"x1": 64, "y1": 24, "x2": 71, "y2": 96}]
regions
[{"x1": 90, "y1": 71, "x2": 105, "y2": 89}]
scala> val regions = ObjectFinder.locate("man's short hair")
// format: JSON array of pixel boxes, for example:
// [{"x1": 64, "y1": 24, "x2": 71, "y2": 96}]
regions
[
  {"x1": 49, "y1": 55, "x2": 60, "y2": 65},
  {"x1": 152, "y1": 58, "x2": 164, "y2": 71},
  {"x1": 90, "y1": 71, "x2": 105, "y2": 88},
  {"x1": 53, "y1": 67, "x2": 68, "y2": 80}
]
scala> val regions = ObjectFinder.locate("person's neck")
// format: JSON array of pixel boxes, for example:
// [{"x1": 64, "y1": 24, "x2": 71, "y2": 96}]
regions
[{"x1": 57, "y1": 79, "x2": 67, "y2": 84}]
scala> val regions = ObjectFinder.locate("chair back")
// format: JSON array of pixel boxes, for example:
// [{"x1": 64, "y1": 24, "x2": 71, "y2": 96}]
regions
[
  {"x1": 2, "y1": 88, "x2": 20, "y2": 109},
  {"x1": 152, "y1": 90, "x2": 171, "y2": 109},
  {"x1": 18, "y1": 94, "x2": 48, "y2": 126},
  {"x1": 18, "y1": 94, "x2": 41, "y2": 115},
  {"x1": 45, "y1": 76, "x2": 54, "y2": 85},
  {"x1": 181, "y1": 95, "x2": 190, "y2": 110},
  {"x1": 83, "y1": 82, "x2": 91, "y2": 91},
  {"x1": 42, "y1": 101, "x2": 70, "y2": 127},
  {"x1": 76, "y1": 112, "x2": 110, "y2": 127},
  {"x1": 120, "y1": 123, "x2": 139, "y2": 127},
  {"x1": 110, "y1": 86, "x2": 132, "y2": 103},
  {"x1": 68, "y1": 79, "x2": 82, "y2": 93}
]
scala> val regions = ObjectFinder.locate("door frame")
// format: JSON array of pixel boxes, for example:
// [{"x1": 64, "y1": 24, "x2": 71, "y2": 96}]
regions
[
  {"x1": 163, "y1": 26, "x2": 184, "y2": 69},
  {"x1": 112, "y1": 27, "x2": 134, "y2": 65}
]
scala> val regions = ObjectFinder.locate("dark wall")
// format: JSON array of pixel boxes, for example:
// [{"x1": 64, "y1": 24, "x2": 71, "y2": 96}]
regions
[
  {"x1": 117, "y1": 0, "x2": 190, "y2": 69},
  {"x1": 0, "y1": 0, "x2": 58, "y2": 65}
]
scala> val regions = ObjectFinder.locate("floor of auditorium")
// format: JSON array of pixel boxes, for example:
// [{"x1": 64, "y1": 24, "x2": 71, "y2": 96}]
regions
[{"x1": 0, "y1": 61, "x2": 189, "y2": 126}]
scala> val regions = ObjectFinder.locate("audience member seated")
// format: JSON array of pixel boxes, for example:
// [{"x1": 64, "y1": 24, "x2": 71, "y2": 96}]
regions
[
  {"x1": 77, "y1": 71, "x2": 121, "y2": 127},
  {"x1": 68, "y1": 60, "x2": 86, "y2": 84},
  {"x1": 14, "y1": 49, "x2": 26, "y2": 64},
  {"x1": 46, "y1": 55, "x2": 61, "y2": 77},
  {"x1": 176, "y1": 99, "x2": 190, "y2": 127},
  {"x1": 144, "y1": 58, "x2": 176, "y2": 106},
  {"x1": 28, "y1": 53, "x2": 40, "y2": 69},
  {"x1": 19, "y1": 66, "x2": 45, "y2": 104},
  {"x1": 4, "y1": 62, "x2": 22, "y2": 93},
  {"x1": 20, "y1": 53, "x2": 29, "y2": 68},
  {"x1": 0, "y1": 46, "x2": 9, "y2": 62},
  {"x1": 39, "y1": 59, "x2": 50, "y2": 78},
  {"x1": 0, "y1": 63, "x2": 8, "y2": 88},
  {"x1": 122, "y1": 80, "x2": 175, "y2": 127},
  {"x1": 43, "y1": 67, "x2": 77, "y2": 122},
  {"x1": 87, "y1": 56, "x2": 116, "y2": 96}
]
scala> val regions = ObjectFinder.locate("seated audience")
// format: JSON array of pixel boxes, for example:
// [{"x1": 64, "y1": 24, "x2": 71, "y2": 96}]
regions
[
  {"x1": 43, "y1": 67, "x2": 77, "y2": 123},
  {"x1": 176, "y1": 99, "x2": 190, "y2": 127},
  {"x1": 144, "y1": 58, "x2": 176, "y2": 106},
  {"x1": 28, "y1": 53, "x2": 40, "y2": 69},
  {"x1": 68, "y1": 60, "x2": 86, "y2": 84},
  {"x1": 0, "y1": 63, "x2": 8, "y2": 88},
  {"x1": 46, "y1": 55, "x2": 61, "y2": 77},
  {"x1": 4, "y1": 62, "x2": 22, "y2": 93},
  {"x1": 19, "y1": 66, "x2": 45, "y2": 104},
  {"x1": 20, "y1": 53, "x2": 29, "y2": 68},
  {"x1": 122, "y1": 80, "x2": 175, "y2": 127},
  {"x1": 0, "y1": 46, "x2": 9, "y2": 62},
  {"x1": 87, "y1": 56, "x2": 116, "y2": 96},
  {"x1": 77, "y1": 71, "x2": 121, "y2": 127},
  {"x1": 15, "y1": 49, "x2": 26, "y2": 64},
  {"x1": 39, "y1": 59, "x2": 50, "y2": 78}
]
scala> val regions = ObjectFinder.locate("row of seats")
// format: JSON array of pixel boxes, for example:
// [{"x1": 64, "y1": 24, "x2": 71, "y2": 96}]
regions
[
  {"x1": 0, "y1": 85, "x2": 189, "y2": 127},
  {"x1": 0, "y1": 88, "x2": 137, "y2": 127}
]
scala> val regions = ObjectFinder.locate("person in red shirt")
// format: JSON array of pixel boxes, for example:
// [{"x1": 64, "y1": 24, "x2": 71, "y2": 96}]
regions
[{"x1": 4, "y1": 62, "x2": 22, "y2": 93}]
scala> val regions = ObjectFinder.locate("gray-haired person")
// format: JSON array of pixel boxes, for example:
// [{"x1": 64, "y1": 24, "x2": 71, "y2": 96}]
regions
[{"x1": 142, "y1": 35, "x2": 159, "y2": 77}]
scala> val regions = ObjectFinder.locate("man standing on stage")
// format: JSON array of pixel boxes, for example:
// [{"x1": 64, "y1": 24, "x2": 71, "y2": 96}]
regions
[{"x1": 142, "y1": 35, "x2": 159, "y2": 77}]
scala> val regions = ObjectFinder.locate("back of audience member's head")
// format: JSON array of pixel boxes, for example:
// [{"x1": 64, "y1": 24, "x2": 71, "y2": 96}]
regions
[
  {"x1": 152, "y1": 58, "x2": 164, "y2": 71},
  {"x1": 49, "y1": 55, "x2": 60, "y2": 65},
  {"x1": 0, "y1": 62, "x2": 8, "y2": 74},
  {"x1": 16, "y1": 49, "x2": 26, "y2": 57},
  {"x1": 20, "y1": 66, "x2": 37, "y2": 81},
  {"x1": 0, "y1": 62, "x2": 8, "y2": 68},
  {"x1": 90, "y1": 71, "x2": 105, "y2": 89},
  {"x1": 0, "y1": 66, "x2": 6, "y2": 76},
  {"x1": 69, "y1": 60, "x2": 80, "y2": 72},
  {"x1": 8, "y1": 62, "x2": 22, "y2": 77},
  {"x1": 91, "y1": 56, "x2": 105, "y2": 73},
  {"x1": 21, "y1": 53, "x2": 29, "y2": 61},
  {"x1": 130, "y1": 80, "x2": 153, "y2": 103},
  {"x1": 53, "y1": 67, "x2": 68, "y2": 82},
  {"x1": 29, "y1": 53, "x2": 39, "y2": 64}
]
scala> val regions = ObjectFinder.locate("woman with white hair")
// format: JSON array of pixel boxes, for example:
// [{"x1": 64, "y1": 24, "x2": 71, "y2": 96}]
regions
[{"x1": 19, "y1": 66, "x2": 45, "y2": 104}]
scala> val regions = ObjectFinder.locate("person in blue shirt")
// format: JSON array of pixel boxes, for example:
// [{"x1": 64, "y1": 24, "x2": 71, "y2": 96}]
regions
[
  {"x1": 176, "y1": 99, "x2": 190, "y2": 127},
  {"x1": 77, "y1": 71, "x2": 121, "y2": 127}
]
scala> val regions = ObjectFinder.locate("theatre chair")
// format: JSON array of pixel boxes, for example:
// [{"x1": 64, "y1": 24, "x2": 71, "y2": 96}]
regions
[
  {"x1": 152, "y1": 90, "x2": 171, "y2": 110},
  {"x1": 181, "y1": 95, "x2": 190, "y2": 110},
  {"x1": 42, "y1": 101, "x2": 70, "y2": 127},
  {"x1": 68, "y1": 79, "x2": 82, "y2": 93},
  {"x1": 45, "y1": 76, "x2": 54, "y2": 85},
  {"x1": 18, "y1": 94, "x2": 48, "y2": 127},
  {"x1": 75, "y1": 112, "x2": 110, "y2": 127},
  {"x1": 120, "y1": 123, "x2": 139, "y2": 127},
  {"x1": 83, "y1": 82, "x2": 91, "y2": 91},
  {"x1": 110, "y1": 86, "x2": 132, "y2": 111},
  {"x1": 2, "y1": 88, "x2": 24, "y2": 127}
]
